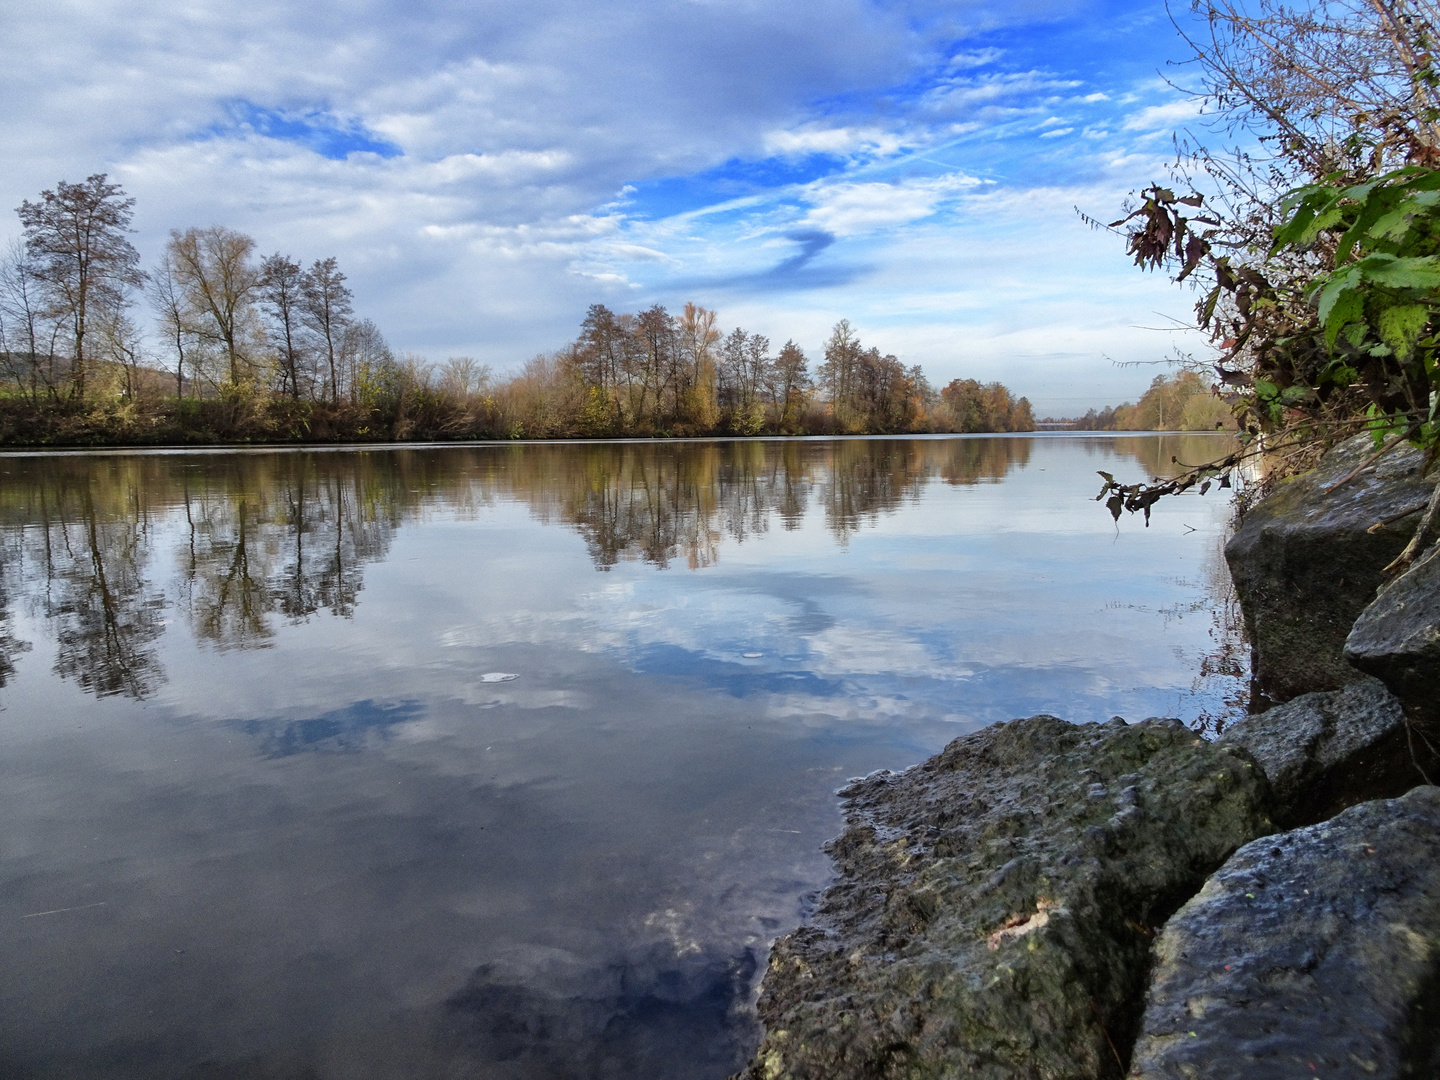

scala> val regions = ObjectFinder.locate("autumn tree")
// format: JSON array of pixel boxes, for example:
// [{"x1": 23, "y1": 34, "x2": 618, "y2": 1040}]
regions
[
  {"x1": 940, "y1": 379, "x2": 1035, "y2": 432},
  {"x1": 769, "y1": 340, "x2": 811, "y2": 432},
  {"x1": 16, "y1": 174, "x2": 144, "y2": 402},
  {"x1": 677, "y1": 302, "x2": 720, "y2": 428}
]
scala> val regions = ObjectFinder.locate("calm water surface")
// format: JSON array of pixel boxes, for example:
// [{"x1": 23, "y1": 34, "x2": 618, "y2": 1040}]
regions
[{"x1": 0, "y1": 435, "x2": 1242, "y2": 1079}]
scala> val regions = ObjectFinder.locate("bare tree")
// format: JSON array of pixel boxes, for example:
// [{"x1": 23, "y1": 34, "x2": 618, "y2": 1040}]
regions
[
  {"x1": 97, "y1": 307, "x2": 148, "y2": 400},
  {"x1": 16, "y1": 174, "x2": 144, "y2": 402},
  {"x1": 719, "y1": 327, "x2": 747, "y2": 414},
  {"x1": 259, "y1": 254, "x2": 308, "y2": 400},
  {"x1": 0, "y1": 241, "x2": 65, "y2": 404},
  {"x1": 634, "y1": 304, "x2": 675, "y2": 425},
  {"x1": 818, "y1": 319, "x2": 862, "y2": 431},
  {"x1": 148, "y1": 258, "x2": 193, "y2": 398},
  {"x1": 166, "y1": 226, "x2": 260, "y2": 389},
  {"x1": 1181, "y1": 0, "x2": 1440, "y2": 181},
  {"x1": 743, "y1": 332, "x2": 771, "y2": 414},
  {"x1": 301, "y1": 257, "x2": 353, "y2": 405},
  {"x1": 340, "y1": 317, "x2": 390, "y2": 404},
  {"x1": 438, "y1": 356, "x2": 491, "y2": 398}
]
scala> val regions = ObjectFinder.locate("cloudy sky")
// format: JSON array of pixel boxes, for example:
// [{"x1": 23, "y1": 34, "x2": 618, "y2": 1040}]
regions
[{"x1": 2, "y1": 0, "x2": 1214, "y2": 414}]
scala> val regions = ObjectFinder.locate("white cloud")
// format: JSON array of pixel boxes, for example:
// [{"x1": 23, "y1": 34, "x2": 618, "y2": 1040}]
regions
[
  {"x1": 947, "y1": 47, "x2": 1005, "y2": 69},
  {"x1": 798, "y1": 174, "x2": 981, "y2": 236},
  {"x1": 762, "y1": 126, "x2": 909, "y2": 159},
  {"x1": 1122, "y1": 98, "x2": 1203, "y2": 131}
]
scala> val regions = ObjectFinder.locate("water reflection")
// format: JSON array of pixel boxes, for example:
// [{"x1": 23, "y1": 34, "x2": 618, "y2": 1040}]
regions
[
  {"x1": 0, "y1": 435, "x2": 1241, "y2": 1080},
  {"x1": 173, "y1": 459, "x2": 398, "y2": 648},
  {"x1": 0, "y1": 435, "x2": 1229, "y2": 704}
]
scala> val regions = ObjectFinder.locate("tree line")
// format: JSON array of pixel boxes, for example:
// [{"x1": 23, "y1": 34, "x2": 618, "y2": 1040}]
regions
[
  {"x1": 0, "y1": 176, "x2": 1033, "y2": 444},
  {"x1": 1049, "y1": 371, "x2": 1238, "y2": 431},
  {"x1": 1, "y1": 175, "x2": 391, "y2": 415}
]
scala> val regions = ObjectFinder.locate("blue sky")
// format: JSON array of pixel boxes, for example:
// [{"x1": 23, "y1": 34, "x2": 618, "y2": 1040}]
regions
[{"x1": 2, "y1": 0, "x2": 1215, "y2": 413}]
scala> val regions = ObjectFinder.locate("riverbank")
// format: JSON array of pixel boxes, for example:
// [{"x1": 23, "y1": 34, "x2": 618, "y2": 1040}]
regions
[
  {"x1": 732, "y1": 433, "x2": 1440, "y2": 1079},
  {"x1": 0, "y1": 393, "x2": 1045, "y2": 448}
]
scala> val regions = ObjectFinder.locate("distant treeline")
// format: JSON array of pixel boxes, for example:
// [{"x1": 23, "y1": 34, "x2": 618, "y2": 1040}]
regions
[
  {"x1": 0, "y1": 174, "x2": 1033, "y2": 445},
  {"x1": 1042, "y1": 371, "x2": 1236, "y2": 432}
]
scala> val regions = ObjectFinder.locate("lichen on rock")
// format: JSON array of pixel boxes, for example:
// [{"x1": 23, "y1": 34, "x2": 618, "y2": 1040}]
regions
[{"x1": 733, "y1": 715, "x2": 1274, "y2": 1080}]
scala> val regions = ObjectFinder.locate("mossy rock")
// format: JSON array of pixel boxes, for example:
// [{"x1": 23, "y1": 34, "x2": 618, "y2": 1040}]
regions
[{"x1": 734, "y1": 715, "x2": 1274, "y2": 1080}]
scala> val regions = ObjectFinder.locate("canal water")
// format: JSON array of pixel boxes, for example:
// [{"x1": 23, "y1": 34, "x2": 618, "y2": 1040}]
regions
[{"x1": 0, "y1": 434, "x2": 1243, "y2": 1079}]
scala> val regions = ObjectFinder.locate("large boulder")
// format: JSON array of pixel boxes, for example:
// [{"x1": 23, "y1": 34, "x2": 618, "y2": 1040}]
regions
[
  {"x1": 1225, "y1": 435, "x2": 1432, "y2": 705},
  {"x1": 1346, "y1": 541, "x2": 1440, "y2": 729},
  {"x1": 1218, "y1": 676, "x2": 1430, "y2": 828},
  {"x1": 734, "y1": 715, "x2": 1273, "y2": 1080},
  {"x1": 1127, "y1": 786, "x2": 1440, "y2": 1080}
]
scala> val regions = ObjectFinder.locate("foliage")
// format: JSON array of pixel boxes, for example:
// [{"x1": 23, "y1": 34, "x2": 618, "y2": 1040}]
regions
[
  {"x1": 939, "y1": 378, "x2": 1035, "y2": 432},
  {"x1": 1097, "y1": 0, "x2": 1440, "y2": 549},
  {"x1": 1054, "y1": 372, "x2": 1236, "y2": 431}
]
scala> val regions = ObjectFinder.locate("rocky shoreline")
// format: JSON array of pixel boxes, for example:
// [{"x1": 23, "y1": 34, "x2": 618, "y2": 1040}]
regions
[{"x1": 733, "y1": 434, "x2": 1440, "y2": 1079}]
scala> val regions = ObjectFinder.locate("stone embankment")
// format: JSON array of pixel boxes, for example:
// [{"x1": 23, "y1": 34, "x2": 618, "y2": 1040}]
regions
[{"x1": 734, "y1": 434, "x2": 1440, "y2": 1080}]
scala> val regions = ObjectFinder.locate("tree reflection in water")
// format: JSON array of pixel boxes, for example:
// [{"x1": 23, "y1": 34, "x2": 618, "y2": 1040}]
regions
[{"x1": 0, "y1": 435, "x2": 1209, "y2": 701}]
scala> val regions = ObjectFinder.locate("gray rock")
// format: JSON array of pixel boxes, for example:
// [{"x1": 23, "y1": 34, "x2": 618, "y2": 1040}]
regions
[
  {"x1": 734, "y1": 715, "x2": 1273, "y2": 1080},
  {"x1": 1127, "y1": 786, "x2": 1440, "y2": 1080},
  {"x1": 1347, "y1": 542, "x2": 1440, "y2": 729},
  {"x1": 1218, "y1": 676, "x2": 1430, "y2": 828},
  {"x1": 1225, "y1": 434, "x2": 1432, "y2": 705}
]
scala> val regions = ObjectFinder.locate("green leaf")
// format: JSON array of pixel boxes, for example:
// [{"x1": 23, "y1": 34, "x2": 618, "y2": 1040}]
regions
[
  {"x1": 1315, "y1": 268, "x2": 1366, "y2": 347},
  {"x1": 1358, "y1": 253, "x2": 1440, "y2": 289},
  {"x1": 1368, "y1": 190, "x2": 1440, "y2": 247},
  {"x1": 1275, "y1": 190, "x2": 1339, "y2": 249},
  {"x1": 1325, "y1": 289, "x2": 1365, "y2": 348},
  {"x1": 1378, "y1": 304, "x2": 1431, "y2": 359},
  {"x1": 1198, "y1": 285, "x2": 1222, "y2": 328}
]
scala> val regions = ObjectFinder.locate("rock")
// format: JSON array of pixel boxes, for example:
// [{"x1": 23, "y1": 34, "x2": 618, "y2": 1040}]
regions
[
  {"x1": 734, "y1": 715, "x2": 1273, "y2": 1080},
  {"x1": 1218, "y1": 676, "x2": 1429, "y2": 828},
  {"x1": 1127, "y1": 786, "x2": 1440, "y2": 1080},
  {"x1": 1346, "y1": 541, "x2": 1440, "y2": 729},
  {"x1": 1225, "y1": 434, "x2": 1432, "y2": 705}
]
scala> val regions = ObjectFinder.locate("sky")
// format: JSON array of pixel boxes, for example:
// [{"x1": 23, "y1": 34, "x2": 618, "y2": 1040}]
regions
[{"x1": 1, "y1": 0, "x2": 1219, "y2": 415}]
